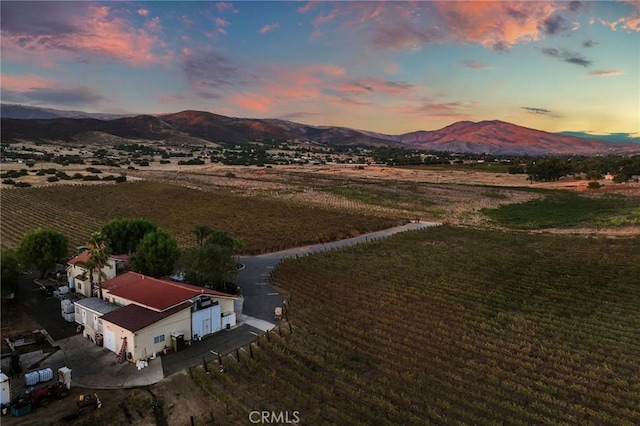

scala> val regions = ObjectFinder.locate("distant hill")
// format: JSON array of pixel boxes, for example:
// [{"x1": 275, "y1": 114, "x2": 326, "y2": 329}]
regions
[
  {"x1": 558, "y1": 131, "x2": 640, "y2": 145},
  {"x1": 396, "y1": 120, "x2": 637, "y2": 155},
  {"x1": 0, "y1": 104, "x2": 131, "y2": 120},
  {"x1": 1, "y1": 106, "x2": 638, "y2": 155}
]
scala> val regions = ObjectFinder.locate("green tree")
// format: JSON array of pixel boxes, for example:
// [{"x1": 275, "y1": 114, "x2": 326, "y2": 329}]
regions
[
  {"x1": 100, "y1": 218, "x2": 158, "y2": 255},
  {"x1": 179, "y1": 231, "x2": 238, "y2": 292},
  {"x1": 132, "y1": 229, "x2": 180, "y2": 278},
  {"x1": 18, "y1": 228, "x2": 68, "y2": 278},
  {"x1": 1, "y1": 248, "x2": 22, "y2": 298},
  {"x1": 78, "y1": 232, "x2": 110, "y2": 299},
  {"x1": 193, "y1": 225, "x2": 213, "y2": 247}
]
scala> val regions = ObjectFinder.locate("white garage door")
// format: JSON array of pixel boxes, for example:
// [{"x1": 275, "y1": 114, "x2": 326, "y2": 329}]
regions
[{"x1": 104, "y1": 329, "x2": 116, "y2": 352}]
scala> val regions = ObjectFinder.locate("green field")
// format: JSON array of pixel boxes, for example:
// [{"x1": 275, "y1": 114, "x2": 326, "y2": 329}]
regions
[
  {"x1": 483, "y1": 191, "x2": 640, "y2": 229},
  {"x1": 193, "y1": 226, "x2": 640, "y2": 424},
  {"x1": 0, "y1": 181, "x2": 401, "y2": 253}
]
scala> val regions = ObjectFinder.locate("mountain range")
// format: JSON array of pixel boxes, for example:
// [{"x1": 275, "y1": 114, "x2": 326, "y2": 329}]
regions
[{"x1": 1, "y1": 104, "x2": 638, "y2": 155}]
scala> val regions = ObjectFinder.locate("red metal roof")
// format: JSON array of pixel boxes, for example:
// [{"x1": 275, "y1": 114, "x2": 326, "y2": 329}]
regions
[
  {"x1": 68, "y1": 251, "x2": 90, "y2": 266},
  {"x1": 102, "y1": 271, "x2": 236, "y2": 312},
  {"x1": 68, "y1": 252, "x2": 130, "y2": 266}
]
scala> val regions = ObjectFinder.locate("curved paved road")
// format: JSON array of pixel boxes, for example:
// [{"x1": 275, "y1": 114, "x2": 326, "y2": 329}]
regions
[{"x1": 235, "y1": 220, "x2": 441, "y2": 324}]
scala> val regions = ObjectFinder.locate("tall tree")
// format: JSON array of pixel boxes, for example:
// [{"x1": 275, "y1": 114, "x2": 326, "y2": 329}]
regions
[
  {"x1": 132, "y1": 229, "x2": 180, "y2": 278},
  {"x1": 179, "y1": 230, "x2": 238, "y2": 292},
  {"x1": 1, "y1": 248, "x2": 21, "y2": 298},
  {"x1": 79, "y1": 232, "x2": 110, "y2": 299},
  {"x1": 18, "y1": 228, "x2": 68, "y2": 278},
  {"x1": 101, "y1": 218, "x2": 158, "y2": 255},
  {"x1": 193, "y1": 225, "x2": 213, "y2": 247}
]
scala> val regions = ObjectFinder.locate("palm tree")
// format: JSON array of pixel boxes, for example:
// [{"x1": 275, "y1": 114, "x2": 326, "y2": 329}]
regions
[
  {"x1": 193, "y1": 225, "x2": 213, "y2": 247},
  {"x1": 85, "y1": 232, "x2": 110, "y2": 299}
]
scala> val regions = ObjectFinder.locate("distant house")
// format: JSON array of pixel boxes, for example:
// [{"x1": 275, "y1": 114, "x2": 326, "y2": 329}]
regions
[
  {"x1": 66, "y1": 252, "x2": 129, "y2": 297},
  {"x1": 95, "y1": 271, "x2": 237, "y2": 362}
]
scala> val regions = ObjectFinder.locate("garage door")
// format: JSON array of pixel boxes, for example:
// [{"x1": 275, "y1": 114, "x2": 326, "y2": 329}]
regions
[{"x1": 104, "y1": 329, "x2": 116, "y2": 352}]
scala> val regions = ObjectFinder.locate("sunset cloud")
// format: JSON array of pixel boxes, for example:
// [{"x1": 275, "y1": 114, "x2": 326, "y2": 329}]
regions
[
  {"x1": 540, "y1": 47, "x2": 592, "y2": 67},
  {"x1": 229, "y1": 92, "x2": 273, "y2": 113},
  {"x1": 522, "y1": 106, "x2": 556, "y2": 117},
  {"x1": 1, "y1": 73, "x2": 105, "y2": 106},
  {"x1": 433, "y1": 1, "x2": 558, "y2": 50},
  {"x1": 588, "y1": 69, "x2": 624, "y2": 77},
  {"x1": 0, "y1": 3, "x2": 166, "y2": 66},
  {"x1": 259, "y1": 22, "x2": 280, "y2": 34},
  {"x1": 459, "y1": 61, "x2": 494, "y2": 70}
]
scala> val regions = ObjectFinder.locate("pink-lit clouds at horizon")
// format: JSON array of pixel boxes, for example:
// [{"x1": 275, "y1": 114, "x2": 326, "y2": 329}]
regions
[{"x1": 1, "y1": 1, "x2": 638, "y2": 137}]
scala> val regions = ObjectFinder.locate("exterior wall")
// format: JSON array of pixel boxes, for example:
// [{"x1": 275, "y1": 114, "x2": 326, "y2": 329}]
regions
[
  {"x1": 217, "y1": 298, "x2": 235, "y2": 316},
  {"x1": 74, "y1": 305, "x2": 105, "y2": 341},
  {"x1": 67, "y1": 259, "x2": 119, "y2": 298},
  {"x1": 222, "y1": 312, "x2": 236, "y2": 329},
  {"x1": 102, "y1": 323, "x2": 134, "y2": 357},
  {"x1": 100, "y1": 290, "x2": 129, "y2": 307},
  {"x1": 102, "y1": 307, "x2": 191, "y2": 362},
  {"x1": 132, "y1": 308, "x2": 191, "y2": 361},
  {"x1": 191, "y1": 304, "x2": 222, "y2": 339}
]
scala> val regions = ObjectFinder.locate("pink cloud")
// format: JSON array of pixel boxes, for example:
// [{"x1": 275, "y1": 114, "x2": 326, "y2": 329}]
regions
[
  {"x1": 331, "y1": 77, "x2": 415, "y2": 96},
  {"x1": 588, "y1": 69, "x2": 624, "y2": 77},
  {"x1": 2, "y1": 4, "x2": 166, "y2": 66},
  {"x1": 230, "y1": 92, "x2": 273, "y2": 113},
  {"x1": 215, "y1": 2, "x2": 238, "y2": 14},
  {"x1": 138, "y1": 8, "x2": 149, "y2": 16},
  {"x1": 215, "y1": 17, "x2": 230, "y2": 27},
  {"x1": 1, "y1": 73, "x2": 57, "y2": 91},
  {"x1": 434, "y1": 1, "x2": 558, "y2": 50},
  {"x1": 259, "y1": 22, "x2": 280, "y2": 34},
  {"x1": 297, "y1": 2, "x2": 315, "y2": 14}
]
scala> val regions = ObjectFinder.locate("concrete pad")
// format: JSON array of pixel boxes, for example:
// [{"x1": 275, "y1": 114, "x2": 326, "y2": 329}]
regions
[{"x1": 239, "y1": 315, "x2": 276, "y2": 332}]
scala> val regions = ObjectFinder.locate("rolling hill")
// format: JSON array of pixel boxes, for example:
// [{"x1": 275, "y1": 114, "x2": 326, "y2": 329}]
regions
[{"x1": 1, "y1": 105, "x2": 637, "y2": 155}]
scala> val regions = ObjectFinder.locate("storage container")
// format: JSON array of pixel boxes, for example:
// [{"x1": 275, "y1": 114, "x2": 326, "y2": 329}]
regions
[
  {"x1": 62, "y1": 312, "x2": 75, "y2": 322},
  {"x1": 37, "y1": 368, "x2": 53, "y2": 383},
  {"x1": 24, "y1": 371, "x2": 39, "y2": 386},
  {"x1": 61, "y1": 299, "x2": 74, "y2": 314}
]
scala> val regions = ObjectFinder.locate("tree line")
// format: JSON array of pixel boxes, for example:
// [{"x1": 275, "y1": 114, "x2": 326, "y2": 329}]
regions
[{"x1": 1, "y1": 219, "x2": 243, "y2": 301}]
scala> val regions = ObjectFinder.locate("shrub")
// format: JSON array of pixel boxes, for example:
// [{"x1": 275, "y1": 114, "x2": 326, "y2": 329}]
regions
[
  {"x1": 72, "y1": 173, "x2": 84, "y2": 179},
  {"x1": 102, "y1": 175, "x2": 116, "y2": 181},
  {"x1": 14, "y1": 182, "x2": 32, "y2": 188},
  {"x1": 587, "y1": 181, "x2": 602, "y2": 189},
  {"x1": 83, "y1": 175, "x2": 100, "y2": 181},
  {"x1": 115, "y1": 175, "x2": 127, "y2": 183},
  {"x1": 2, "y1": 179, "x2": 15, "y2": 185},
  {"x1": 47, "y1": 176, "x2": 59, "y2": 182}
]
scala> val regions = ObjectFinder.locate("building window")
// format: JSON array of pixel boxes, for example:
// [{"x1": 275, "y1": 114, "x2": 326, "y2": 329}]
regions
[
  {"x1": 76, "y1": 307, "x2": 80, "y2": 314},
  {"x1": 153, "y1": 335, "x2": 165, "y2": 344},
  {"x1": 78, "y1": 282, "x2": 82, "y2": 290}
]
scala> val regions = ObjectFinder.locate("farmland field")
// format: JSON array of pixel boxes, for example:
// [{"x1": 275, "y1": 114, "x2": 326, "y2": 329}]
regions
[
  {"x1": 0, "y1": 181, "x2": 401, "y2": 253},
  {"x1": 191, "y1": 226, "x2": 640, "y2": 425},
  {"x1": 483, "y1": 191, "x2": 640, "y2": 229}
]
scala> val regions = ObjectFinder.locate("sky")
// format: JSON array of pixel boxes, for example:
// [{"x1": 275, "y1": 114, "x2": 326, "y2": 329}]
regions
[{"x1": 1, "y1": 1, "x2": 639, "y2": 137}]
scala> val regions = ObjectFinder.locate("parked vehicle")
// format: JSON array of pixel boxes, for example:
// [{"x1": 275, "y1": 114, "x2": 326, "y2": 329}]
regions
[
  {"x1": 77, "y1": 393, "x2": 102, "y2": 410},
  {"x1": 39, "y1": 284, "x2": 55, "y2": 297},
  {"x1": 9, "y1": 381, "x2": 69, "y2": 417}
]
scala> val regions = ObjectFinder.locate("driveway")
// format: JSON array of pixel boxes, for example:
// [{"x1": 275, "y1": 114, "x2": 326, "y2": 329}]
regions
[{"x1": 235, "y1": 220, "x2": 440, "y2": 322}]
